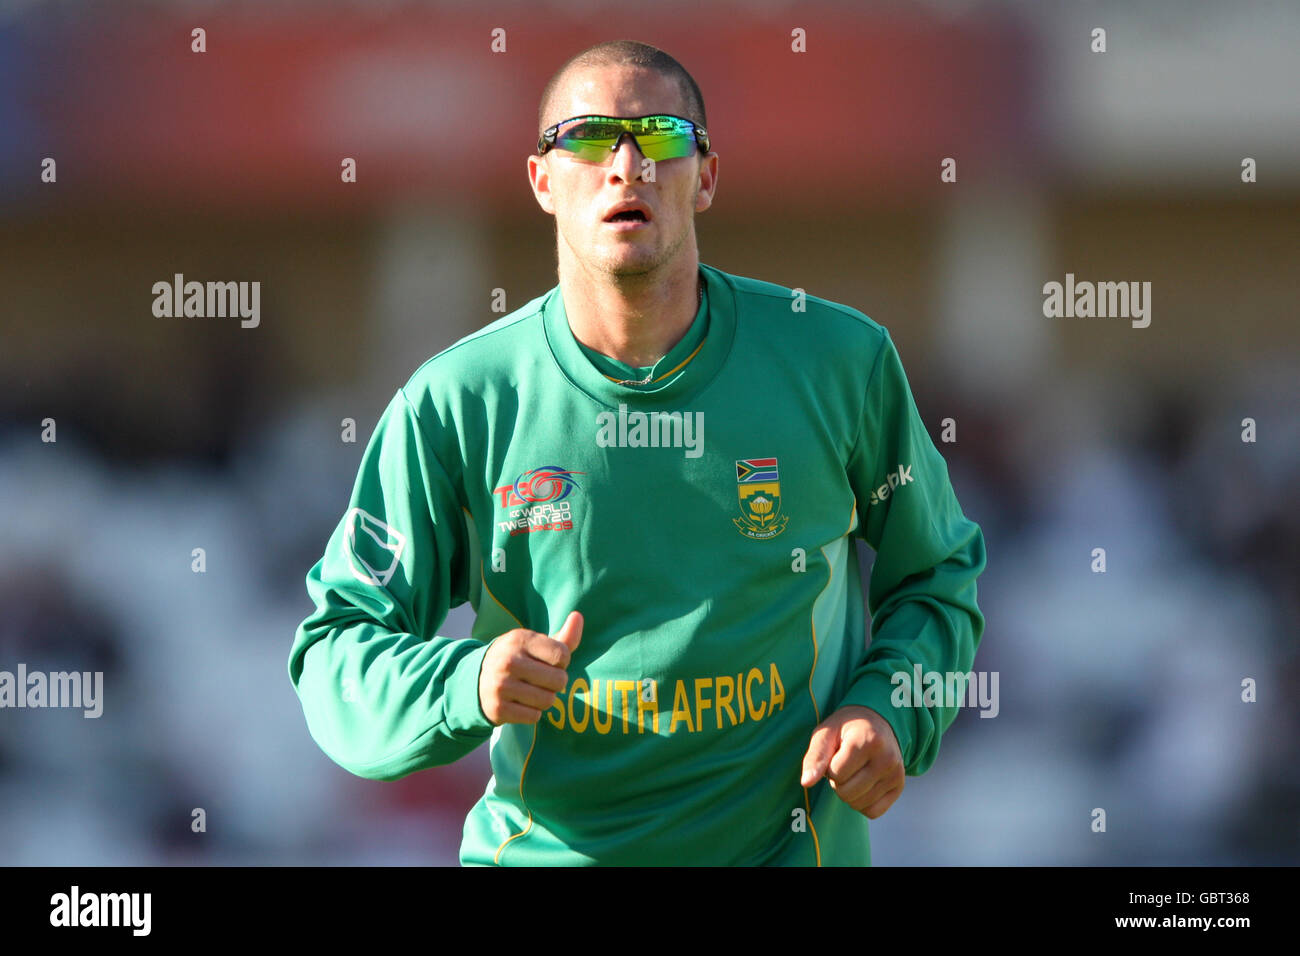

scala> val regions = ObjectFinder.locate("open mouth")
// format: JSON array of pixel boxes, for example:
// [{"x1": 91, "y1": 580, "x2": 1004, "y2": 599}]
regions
[{"x1": 605, "y1": 209, "x2": 648, "y2": 223}]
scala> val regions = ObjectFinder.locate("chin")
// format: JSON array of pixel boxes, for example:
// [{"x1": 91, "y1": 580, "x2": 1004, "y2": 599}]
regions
[{"x1": 600, "y1": 250, "x2": 663, "y2": 277}]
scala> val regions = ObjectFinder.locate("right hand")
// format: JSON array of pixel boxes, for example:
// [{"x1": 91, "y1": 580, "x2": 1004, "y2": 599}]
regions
[{"x1": 478, "y1": 611, "x2": 583, "y2": 725}]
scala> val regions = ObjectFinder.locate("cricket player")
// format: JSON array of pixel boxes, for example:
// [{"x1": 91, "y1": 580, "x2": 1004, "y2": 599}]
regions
[{"x1": 289, "y1": 40, "x2": 987, "y2": 865}]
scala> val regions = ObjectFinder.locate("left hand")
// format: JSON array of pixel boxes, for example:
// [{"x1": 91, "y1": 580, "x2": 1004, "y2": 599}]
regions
[{"x1": 800, "y1": 705, "x2": 904, "y2": 819}]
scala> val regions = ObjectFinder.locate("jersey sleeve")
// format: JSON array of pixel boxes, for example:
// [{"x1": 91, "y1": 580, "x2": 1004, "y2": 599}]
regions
[
  {"x1": 838, "y1": 329, "x2": 987, "y2": 776},
  {"x1": 287, "y1": 386, "x2": 495, "y2": 781}
]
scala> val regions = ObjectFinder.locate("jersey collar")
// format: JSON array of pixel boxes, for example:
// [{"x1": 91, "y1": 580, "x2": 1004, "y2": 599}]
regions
[{"x1": 542, "y1": 262, "x2": 737, "y2": 409}]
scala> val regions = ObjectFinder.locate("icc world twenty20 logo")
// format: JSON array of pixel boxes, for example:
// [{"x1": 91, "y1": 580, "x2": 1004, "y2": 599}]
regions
[{"x1": 494, "y1": 465, "x2": 584, "y2": 535}]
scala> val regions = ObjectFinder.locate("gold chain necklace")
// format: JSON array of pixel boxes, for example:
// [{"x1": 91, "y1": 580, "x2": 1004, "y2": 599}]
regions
[{"x1": 611, "y1": 282, "x2": 702, "y2": 387}]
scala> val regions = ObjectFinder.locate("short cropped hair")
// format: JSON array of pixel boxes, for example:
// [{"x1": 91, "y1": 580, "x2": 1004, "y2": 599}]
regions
[{"x1": 537, "y1": 40, "x2": 708, "y2": 136}]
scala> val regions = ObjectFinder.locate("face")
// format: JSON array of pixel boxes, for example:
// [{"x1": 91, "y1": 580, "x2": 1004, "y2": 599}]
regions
[{"x1": 528, "y1": 63, "x2": 718, "y2": 280}]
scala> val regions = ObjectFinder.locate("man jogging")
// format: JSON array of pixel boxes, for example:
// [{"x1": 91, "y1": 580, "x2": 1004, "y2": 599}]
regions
[{"x1": 289, "y1": 39, "x2": 987, "y2": 866}]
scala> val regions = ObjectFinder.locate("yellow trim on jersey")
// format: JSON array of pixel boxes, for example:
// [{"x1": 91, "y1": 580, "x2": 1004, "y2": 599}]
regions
[
  {"x1": 494, "y1": 725, "x2": 539, "y2": 864},
  {"x1": 480, "y1": 563, "x2": 523, "y2": 630},
  {"x1": 800, "y1": 502, "x2": 857, "y2": 867},
  {"x1": 803, "y1": 541, "x2": 834, "y2": 868},
  {"x1": 599, "y1": 336, "x2": 707, "y2": 384},
  {"x1": 802, "y1": 786, "x2": 821, "y2": 867},
  {"x1": 479, "y1": 564, "x2": 539, "y2": 866}
]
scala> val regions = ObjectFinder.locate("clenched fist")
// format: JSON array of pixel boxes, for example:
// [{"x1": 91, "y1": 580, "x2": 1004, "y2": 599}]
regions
[
  {"x1": 478, "y1": 611, "x2": 583, "y2": 725},
  {"x1": 800, "y1": 705, "x2": 904, "y2": 819}
]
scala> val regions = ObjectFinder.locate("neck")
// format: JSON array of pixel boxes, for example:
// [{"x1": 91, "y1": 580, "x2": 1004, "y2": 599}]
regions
[{"x1": 557, "y1": 251, "x2": 701, "y2": 369}]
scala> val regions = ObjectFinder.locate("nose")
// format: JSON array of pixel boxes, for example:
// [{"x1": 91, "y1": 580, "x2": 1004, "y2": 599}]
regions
[{"x1": 608, "y1": 131, "x2": 647, "y2": 182}]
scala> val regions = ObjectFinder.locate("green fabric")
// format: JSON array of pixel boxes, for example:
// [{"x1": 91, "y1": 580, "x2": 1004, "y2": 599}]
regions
[
  {"x1": 574, "y1": 281, "x2": 709, "y2": 387},
  {"x1": 289, "y1": 262, "x2": 986, "y2": 866}
]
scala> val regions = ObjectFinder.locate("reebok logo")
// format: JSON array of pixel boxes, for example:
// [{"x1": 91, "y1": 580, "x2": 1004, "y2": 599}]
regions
[{"x1": 868, "y1": 464, "x2": 913, "y2": 506}]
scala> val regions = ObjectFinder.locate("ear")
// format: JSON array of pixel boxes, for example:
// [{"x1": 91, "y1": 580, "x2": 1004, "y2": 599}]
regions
[
  {"x1": 694, "y1": 151, "x2": 719, "y2": 214},
  {"x1": 528, "y1": 153, "x2": 557, "y2": 215}
]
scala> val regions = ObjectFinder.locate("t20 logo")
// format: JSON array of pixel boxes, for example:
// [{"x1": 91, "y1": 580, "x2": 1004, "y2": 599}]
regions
[{"x1": 494, "y1": 465, "x2": 584, "y2": 508}]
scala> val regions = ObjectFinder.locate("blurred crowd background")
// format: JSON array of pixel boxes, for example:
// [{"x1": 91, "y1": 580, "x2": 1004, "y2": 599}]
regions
[{"x1": 1, "y1": 0, "x2": 1296, "y2": 865}]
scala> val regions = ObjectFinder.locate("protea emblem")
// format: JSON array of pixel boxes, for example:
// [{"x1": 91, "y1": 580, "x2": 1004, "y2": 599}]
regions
[{"x1": 733, "y1": 458, "x2": 789, "y2": 540}]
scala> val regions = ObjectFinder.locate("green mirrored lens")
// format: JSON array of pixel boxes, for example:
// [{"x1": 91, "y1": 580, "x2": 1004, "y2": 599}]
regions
[
  {"x1": 553, "y1": 116, "x2": 699, "y2": 162},
  {"x1": 634, "y1": 132, "x2": 697, "y2": 161}
]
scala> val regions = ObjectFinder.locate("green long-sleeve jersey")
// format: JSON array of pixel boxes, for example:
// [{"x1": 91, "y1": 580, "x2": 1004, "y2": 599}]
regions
[{"x1": 288, "y1": 261, "x2": 986, "y2": 866}]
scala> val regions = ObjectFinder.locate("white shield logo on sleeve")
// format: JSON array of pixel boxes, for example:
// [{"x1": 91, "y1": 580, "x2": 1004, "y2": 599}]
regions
[{"x1": 344, "y1": 508, "x2": 407, "y2": 587}]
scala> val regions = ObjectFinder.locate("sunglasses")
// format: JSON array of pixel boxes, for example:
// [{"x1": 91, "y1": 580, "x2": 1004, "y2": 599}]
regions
[{"x1": 537, "y1": 114, "x2": 710, "y2": 163}]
